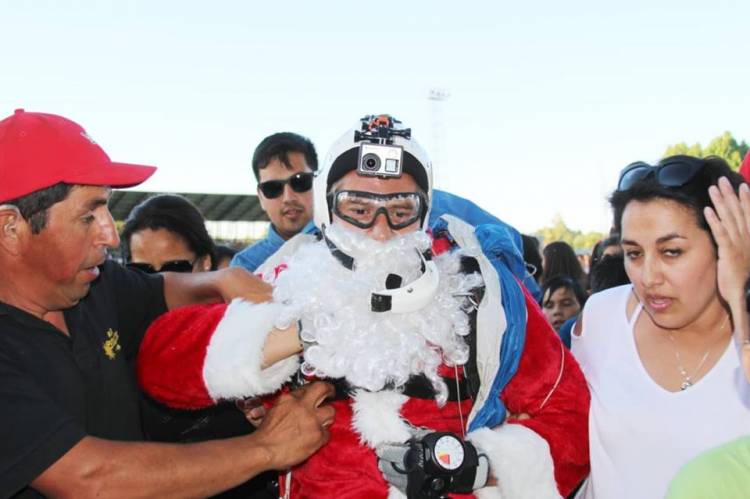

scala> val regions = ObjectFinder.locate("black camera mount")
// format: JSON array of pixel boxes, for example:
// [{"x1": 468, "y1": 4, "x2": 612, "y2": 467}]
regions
[{"x1": 354, "y1": 114, "x2": 412, "y2": 145}]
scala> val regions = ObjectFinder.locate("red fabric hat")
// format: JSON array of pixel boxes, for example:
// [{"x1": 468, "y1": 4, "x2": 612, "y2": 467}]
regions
[{"x1": 0, "y1": 109, "x2": 156, "y2": 202}]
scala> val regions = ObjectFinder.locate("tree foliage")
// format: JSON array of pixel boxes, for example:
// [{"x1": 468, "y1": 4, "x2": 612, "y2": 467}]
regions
[
  {"x1": 534, "y1": 214, "x2": 605, "y2": 252},
  {"x1": 664, "y1": 132, "x2": 749, "y2": 170}
]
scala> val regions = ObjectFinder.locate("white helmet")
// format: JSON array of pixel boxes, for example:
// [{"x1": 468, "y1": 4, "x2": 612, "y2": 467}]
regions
[{"x1": 314, "y1": 115, "x2": 434, "y2": 231}]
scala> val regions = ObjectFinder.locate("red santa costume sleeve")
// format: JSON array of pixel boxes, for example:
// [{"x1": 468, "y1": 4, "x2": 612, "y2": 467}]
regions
[
  {"x1": 136, "y1": 299, "x2": 299, "y2": 409},
  {"x1": 467, "y1": 288, "x2": 590, "y2": 499}
]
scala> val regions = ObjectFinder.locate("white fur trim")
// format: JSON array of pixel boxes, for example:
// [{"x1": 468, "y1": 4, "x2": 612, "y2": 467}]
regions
[
  {"x1": 474, "y1": 487, "x2": 502, "y2": 499},
  {"x1": 203, "y1": 299, "x2": 300, "y2": 400},
  {"x1": 351, "y1": 389, "x2": 412, "y2": 448},
  {"x1": 388, "y1": 488, "x2": 407, "y2": 499},
  {"x1": 468, "y1": 425, "x2": 561, "y2": 499}
]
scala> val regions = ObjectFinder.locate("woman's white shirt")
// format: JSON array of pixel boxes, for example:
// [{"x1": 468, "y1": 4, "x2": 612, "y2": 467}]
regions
[{"x1": 572, "y1": 284, "x2": 750, "y2": 499}]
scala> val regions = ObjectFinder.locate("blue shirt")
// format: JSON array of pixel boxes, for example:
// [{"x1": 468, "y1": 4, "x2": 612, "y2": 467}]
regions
[
  {"x1": 230, "y1": 220, "x2": 318, "y2": 272},
  {"x1": 557, "y1": 315, "x2": 577, "y2": 349}
]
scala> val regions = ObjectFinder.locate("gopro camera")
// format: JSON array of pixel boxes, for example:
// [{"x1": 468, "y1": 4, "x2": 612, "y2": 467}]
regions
[{"x1": 357, "y1": 143, "x2": 404, "y2": 178}]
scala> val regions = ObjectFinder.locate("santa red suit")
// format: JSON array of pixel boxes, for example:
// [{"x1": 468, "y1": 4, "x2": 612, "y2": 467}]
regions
[{"x1": 137, "y1": 217, "x2": 590, "y2": 498}]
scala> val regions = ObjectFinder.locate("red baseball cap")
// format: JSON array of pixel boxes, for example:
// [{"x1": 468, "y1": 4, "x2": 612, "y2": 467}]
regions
[{"x1": 0, "y1": 109, "x2": 157, "y2": 202}]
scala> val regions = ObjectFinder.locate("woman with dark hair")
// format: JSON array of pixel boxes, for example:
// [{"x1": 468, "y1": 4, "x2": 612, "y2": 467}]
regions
[
  {"x1": 121, "y1": 194, "x2": 216, "y2": 273},
  {"x1": 589, "y1": 234, "x2": 622, "y2": 272},
  {"x1": 571, "y1": 156, "x2": 750, "y2": 499},
  {"x1": 541, "y1": 240, "x2": 587, "y2": 290},
  {"x1": 121, "y1": 194, "x2": 275, "y2": 498},
  {"x1": 588, "y1": 253, "x2": 629, "y2": 294}
]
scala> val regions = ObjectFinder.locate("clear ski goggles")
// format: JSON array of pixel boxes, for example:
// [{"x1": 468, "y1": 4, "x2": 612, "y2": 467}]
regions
[{"x1": 331, "y1": 190, "x2": 425, "y2": 230}]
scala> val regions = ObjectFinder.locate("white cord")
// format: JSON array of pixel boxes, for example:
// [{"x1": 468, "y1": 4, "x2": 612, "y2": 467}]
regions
[
  {"x1": 538, "y1": 342, "x2": 565, "y2": 410},
  {"x1": 454, "y1": 364, "x2": 466, "y2": 438},
  {"x1": 283, "y1": 470, "x2": 292, "y2": 499}
]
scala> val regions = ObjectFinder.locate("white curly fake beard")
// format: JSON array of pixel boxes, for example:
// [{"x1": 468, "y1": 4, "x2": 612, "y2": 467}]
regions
[{"x1": 270, "y1": 224, "x2": 483, "y2": 405}]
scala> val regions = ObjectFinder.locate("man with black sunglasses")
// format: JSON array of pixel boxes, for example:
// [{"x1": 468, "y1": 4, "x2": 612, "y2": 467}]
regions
[
  {"x1": 0, "y1": 110, "x2": 334, "y2": 498},
  {"x1": 231, "y1": 132, "x2": 319, "y2": 272}
]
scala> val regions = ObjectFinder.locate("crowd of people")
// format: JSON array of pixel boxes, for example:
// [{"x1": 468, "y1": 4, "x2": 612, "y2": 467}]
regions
[{"x1": 1, "y1": 108, "x2": 749, "y2": 499}]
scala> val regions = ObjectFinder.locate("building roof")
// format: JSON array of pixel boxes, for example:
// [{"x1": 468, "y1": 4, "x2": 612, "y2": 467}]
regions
[{"x1": 109, "y1": 190, "x2": 268, "y2": 222}]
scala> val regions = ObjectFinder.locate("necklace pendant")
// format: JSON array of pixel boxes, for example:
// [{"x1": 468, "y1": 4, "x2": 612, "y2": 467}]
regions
[{"x1": 680, "y1": 380, "x2": 692, "y2": 390}]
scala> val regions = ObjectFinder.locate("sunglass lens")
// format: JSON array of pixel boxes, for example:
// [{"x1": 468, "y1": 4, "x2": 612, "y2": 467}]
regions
[
  {"x1": 289, "y1": 173, "x2": 313, "y2": 193},
  {"x1": 127, "y1": 262, "x2": 156, "y2": 274},
  {"x1": 656, "y1": 159, "x2": 704, "y2": 187},
  {"x1": 160, "y1": 260, "x2": 195, "y2": 273},
  {"x1": 259, "y1": 181, "x2": 284, "y2": 199},
  {"x1": 617, "y1": 163, "x2": 652, "y2": 191}
]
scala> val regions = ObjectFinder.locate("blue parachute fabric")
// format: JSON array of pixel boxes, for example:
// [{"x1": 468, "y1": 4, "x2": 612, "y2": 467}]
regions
[
  {"x1": 430, "y1": 189, "x2": 541, "y2": 300},
  {"x1": 429, "y1": 216, "x2": 528, "y2": 432},
  {"x1": 467, "y1": 224, "x2": 528, "y2": 432}
]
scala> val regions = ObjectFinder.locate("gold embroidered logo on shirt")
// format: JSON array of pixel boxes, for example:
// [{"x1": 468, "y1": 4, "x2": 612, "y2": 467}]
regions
[{"x1": 103, "y1": 329, "x2": 121, "y2": 360}]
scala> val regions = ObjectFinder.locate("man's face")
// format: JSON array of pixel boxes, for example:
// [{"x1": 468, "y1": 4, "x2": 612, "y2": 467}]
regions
[
  {"x1": 22, "y1": 185, "x2": 119, "y2": 310},
  {"x1": 331, "y1": 170, "x2": 421, "y2": 242},
  {"x1": 257, "y1": 151, "x2": 314, "y2": 240}
]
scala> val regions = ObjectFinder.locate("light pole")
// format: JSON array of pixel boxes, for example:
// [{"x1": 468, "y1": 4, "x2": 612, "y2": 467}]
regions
[{"x1": 428, "y1": 88, "x2": 450, "y2": 186}]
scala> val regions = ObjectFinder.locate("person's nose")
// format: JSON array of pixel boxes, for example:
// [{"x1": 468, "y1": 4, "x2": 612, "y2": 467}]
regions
[
  {"x1": 281, "y1": 183, "x2": 298, "y2": 203},
  {"x1": 368, "y1": 212, "x2": 396, "y2": 242},
  {"x1": 97, "y1": 209, "x2": 120, "y2": 249},
  {"x1": 551, "y1": 304, "x2": 564, "y2": 318},
  {"x1": 640, "y1": 254, "x2": 664, "y2": 288}
]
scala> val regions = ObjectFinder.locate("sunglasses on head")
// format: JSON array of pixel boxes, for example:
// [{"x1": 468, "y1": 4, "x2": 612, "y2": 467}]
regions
[
  {"x1": 258, "y1": 172, "x2": 314, "y2": 199},
  {"x1": 127, "y1": 259, "x2": 196, "y2": 274},
  {"x1": 616, "y1": 156, "x2": 705, "y2": 192}
]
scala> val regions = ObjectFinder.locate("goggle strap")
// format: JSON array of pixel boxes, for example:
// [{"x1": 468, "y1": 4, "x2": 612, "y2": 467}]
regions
[{"x1": 324, "y1": 235, "x2": 355, "y2": 270}]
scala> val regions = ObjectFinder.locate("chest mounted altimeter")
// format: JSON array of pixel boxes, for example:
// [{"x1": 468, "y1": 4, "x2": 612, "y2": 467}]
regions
[{"x1": 404, "y1": 432, "x2": 480, "y2": 498}]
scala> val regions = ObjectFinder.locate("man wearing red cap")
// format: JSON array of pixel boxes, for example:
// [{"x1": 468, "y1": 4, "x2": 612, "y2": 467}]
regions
[{"x1": 0, "y1": 109, "x2": 335, "y2": 498}]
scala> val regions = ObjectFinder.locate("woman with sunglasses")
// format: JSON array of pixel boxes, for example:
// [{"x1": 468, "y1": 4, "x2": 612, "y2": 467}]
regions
[
  {"x1": 121, "y1": 194, "x2": 216, "y2": 274},
  {"x1": 571, "y1": 155, "x2": 750, "y2": 499},
  {"x1": 121, "y1": 194, "x2": 275, "y2": 498}
]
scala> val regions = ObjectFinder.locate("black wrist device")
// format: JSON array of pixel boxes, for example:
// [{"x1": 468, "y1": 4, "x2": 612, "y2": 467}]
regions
[
  {"x1": 404, "y1": 432, "x2": 479, "y2": 499},
  {"x1": 745, "y1": 276, "x2": 750, "y2": 314}
]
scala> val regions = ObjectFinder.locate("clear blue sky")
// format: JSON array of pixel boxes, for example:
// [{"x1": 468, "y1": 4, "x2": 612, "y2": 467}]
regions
[{"x1": 2, "y1": 0, "x2": 748, "y2": 233}]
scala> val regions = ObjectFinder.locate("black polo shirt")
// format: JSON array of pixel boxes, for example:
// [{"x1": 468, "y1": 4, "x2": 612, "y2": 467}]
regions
[{"x1": 0, "y1": 260, "x2": 166, "y2": 498}]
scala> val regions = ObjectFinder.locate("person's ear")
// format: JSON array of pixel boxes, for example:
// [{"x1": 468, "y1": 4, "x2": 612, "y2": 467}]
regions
[
  {"x1": 199, "y1": 254, "x2": 212, "y2": 272},
  {"x1": 0, "y1": 205, "x2": 27, "y2": 255}
]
